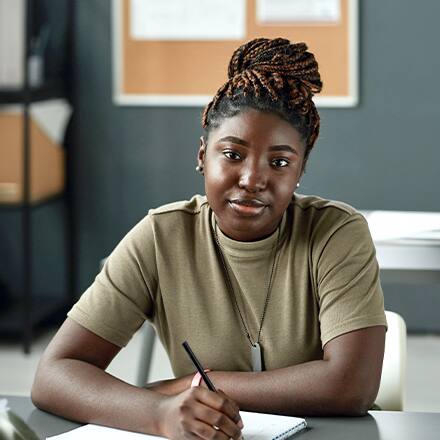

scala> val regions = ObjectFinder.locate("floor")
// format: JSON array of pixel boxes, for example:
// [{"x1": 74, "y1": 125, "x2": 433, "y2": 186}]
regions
[{"x1": 1, "y1": 328, "x2": 440, "y2": 412}]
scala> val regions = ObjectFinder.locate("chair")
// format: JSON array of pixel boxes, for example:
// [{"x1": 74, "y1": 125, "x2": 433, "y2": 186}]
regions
[
  {"x1": 375, "y1": 311, "x2": 407, "y2": 410},
  {"x1": 135, "y1": 321, "x2": 156, "y2": 386}
]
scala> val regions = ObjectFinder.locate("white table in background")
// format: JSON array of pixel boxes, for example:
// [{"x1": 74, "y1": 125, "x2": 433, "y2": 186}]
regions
[{"x1": 362, "y1": 211, "x2": 440, "y2": 284}]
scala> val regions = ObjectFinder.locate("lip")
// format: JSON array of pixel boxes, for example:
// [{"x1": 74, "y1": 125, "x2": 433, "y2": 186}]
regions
[{"x1": 228, "y1": 198, "x2": 268, "y2": 217}]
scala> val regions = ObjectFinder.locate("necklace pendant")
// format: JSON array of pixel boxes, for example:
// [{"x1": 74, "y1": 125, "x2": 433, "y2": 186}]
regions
[{"x1": 251, "y1": 342, "x2": 263, "y2": 372}]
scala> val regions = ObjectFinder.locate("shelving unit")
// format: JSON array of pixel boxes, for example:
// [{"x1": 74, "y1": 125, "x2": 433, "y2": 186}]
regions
[
  {"x1": 0, "y1": 80, "x2": 66, "y2": 103},
  {"x1": 0, "y1": 0, "x2": 75, "y2": 353}
]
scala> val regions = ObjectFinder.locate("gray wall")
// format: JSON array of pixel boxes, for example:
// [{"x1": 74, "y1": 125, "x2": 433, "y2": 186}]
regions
[{"x1": 1, "y1": 1, "x2": 439, "y2": 331}]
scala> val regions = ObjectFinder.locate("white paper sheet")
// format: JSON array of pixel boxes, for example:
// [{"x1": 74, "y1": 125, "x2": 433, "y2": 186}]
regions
[
  {"x1": 257, "y1": 0, "x2": 340, "y2": 23},
  {"x1": 47, "y1": 411, "x2": 307, "y2": 439},
  {"x1": 130, "y1": 0, "x2": 245, "y2": 40},
  {"x1": 47, "y1": 423, "x2": 156, "y2": 439},
  {"x1": 30, "y1": 99, "x2": 72, "y2": 145}
]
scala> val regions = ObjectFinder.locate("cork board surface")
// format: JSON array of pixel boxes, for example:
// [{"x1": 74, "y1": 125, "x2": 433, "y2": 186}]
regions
[{"x1": 114, "y1": 0, "x2": 357, "y2": 106}]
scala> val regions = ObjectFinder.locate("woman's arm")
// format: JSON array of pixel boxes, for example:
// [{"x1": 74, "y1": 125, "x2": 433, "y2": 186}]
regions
[
  {"x1": 151, "y1": 325, "x2": 385, "y2": 417},
  {"x1": 216, "y1": 325, "x2": 385, "y2": 416},
  {"x1": 31, "y1": 318, "x2": 243, "y2": 439}
]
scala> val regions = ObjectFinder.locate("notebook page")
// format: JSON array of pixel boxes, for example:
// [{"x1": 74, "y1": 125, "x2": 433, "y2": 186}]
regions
[
  {"x1": 240, "y1": 411, "x2": 307, "y2": 439},
  {"x1": 47, "y1": 424, "x2": 164, "y2": 439},
  {"x1": 47, "y1": 411, "x2": 307, "y2": 439}
]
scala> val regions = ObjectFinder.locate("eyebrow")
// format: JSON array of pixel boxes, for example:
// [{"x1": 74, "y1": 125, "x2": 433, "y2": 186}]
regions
[{"x1": 217, "y1": 136, "x2": 299, "y2": 155}]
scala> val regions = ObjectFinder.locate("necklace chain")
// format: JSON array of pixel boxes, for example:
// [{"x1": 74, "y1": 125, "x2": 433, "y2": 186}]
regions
[{"x1": 212, "y1": 218, "x2": 281, "y2": 347}]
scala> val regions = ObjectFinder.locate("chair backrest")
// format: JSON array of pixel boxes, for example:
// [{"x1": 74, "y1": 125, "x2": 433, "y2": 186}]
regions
[
  {"x1": 135, "y1": 321, "x2": 156, "y2": 387},
  {"x1": 375, "y1": 310, "x2": 407, "y2": 410}
]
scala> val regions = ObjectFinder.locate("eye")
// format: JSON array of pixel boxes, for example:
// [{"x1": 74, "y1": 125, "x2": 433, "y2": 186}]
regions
[
  {"x1": 223, "y1": 150, "x2": 241, "y2": 161},
  {"x1": 271, "y1": 158, "x2": 290, "y2": 168}
]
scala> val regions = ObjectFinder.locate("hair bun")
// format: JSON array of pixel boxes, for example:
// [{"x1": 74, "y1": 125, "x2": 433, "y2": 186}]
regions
[
  {"x1": 227, "y1": 37, "x2": 322, "y2": 96},
  {"x1": 203, "y1": 37, "x2": 322, "y2": 159}
]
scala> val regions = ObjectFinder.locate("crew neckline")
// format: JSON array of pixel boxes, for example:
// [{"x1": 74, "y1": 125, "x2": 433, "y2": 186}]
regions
[{"x1": 210, "y1": 210, "x2": 288, "y2": 259}]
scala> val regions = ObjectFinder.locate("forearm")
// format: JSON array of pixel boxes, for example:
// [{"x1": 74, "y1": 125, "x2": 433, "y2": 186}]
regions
[
  {"x1": 31, "y1": 358, "x2": 167, "y2": 435},
  {"x1": 209, "y1": 359, "x2": 373, "y2": 416}
]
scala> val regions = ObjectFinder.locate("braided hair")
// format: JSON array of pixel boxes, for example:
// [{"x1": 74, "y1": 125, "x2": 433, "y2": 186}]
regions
[{"x1": 202, "y1": 37, "x2": 323, "y2": 167}]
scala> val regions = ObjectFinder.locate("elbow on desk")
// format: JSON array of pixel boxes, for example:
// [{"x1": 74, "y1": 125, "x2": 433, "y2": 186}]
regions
[
  {"x1": 327, "y1": 379, "x2": 378, "y2": 416},
  {"x1": 31, "y1": 387, "x2": 42, "y2": 410},
  {"x1": 31, "y1": 377, "x2": 64, "y2": 417},
  {"x1": 333, "y1": 393, "x2": 373, "y2": 416},
  {"x1": 323, "y1": 361, "x2": 381, "y2": 416},
  {"x1": 30, "y1": 362, "x2": 56, "y2": 413},
  {"x1": 30, "y1": 375, "x2": 47, "y2": 411}
]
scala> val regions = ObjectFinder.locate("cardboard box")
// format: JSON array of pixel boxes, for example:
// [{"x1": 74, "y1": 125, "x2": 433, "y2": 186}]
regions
[{"x1": 0, "y1": 111, "x2": 65, "y2": 204}]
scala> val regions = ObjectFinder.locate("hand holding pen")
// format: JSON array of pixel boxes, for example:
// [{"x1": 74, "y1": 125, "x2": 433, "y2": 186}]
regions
[{"x1": 159, "y1": 340, "x2": 242, "y2": 439}]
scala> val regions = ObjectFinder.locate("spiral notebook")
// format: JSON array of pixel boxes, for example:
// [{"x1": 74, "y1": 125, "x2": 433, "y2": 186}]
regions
[
  {"x1": 240, "y1": 411, "x2": 307, "y2": 439},
  {"x1": 47, "y1": 410, "x2": 307, "y2": 439}
]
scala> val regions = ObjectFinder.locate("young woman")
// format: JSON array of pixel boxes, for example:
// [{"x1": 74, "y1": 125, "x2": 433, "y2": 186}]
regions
[{"x1": 32, "y1": 38, "x2": 386, "y2": 439}]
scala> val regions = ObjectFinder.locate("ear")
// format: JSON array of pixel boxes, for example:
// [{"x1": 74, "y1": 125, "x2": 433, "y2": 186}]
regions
[
  {"x1": 295, "y1": 160, "x2": 306, "y2": 192},
  {"x1": 198, "y1": 136, "x2": 206, "y2": 168}
]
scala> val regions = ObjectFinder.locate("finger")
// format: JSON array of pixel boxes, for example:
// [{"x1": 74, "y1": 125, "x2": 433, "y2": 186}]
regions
[
  {"x1": 190, "y1": 418, "x2": 241, "y2": 440},
  {"x1": 217, "y1": 390, "x2": 243, "y2": 428},
  {"x1": 193, "y1": 387, "x2": 242, "y2": 428},
  {"x1": 190, "y1": 400, "x2": 243, "y2": 439}
]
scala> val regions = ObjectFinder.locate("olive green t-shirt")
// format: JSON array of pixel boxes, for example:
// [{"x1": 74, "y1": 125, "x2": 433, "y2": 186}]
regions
[{"x1": 67, "y1": 194, "x2": 386, "y2": 377}]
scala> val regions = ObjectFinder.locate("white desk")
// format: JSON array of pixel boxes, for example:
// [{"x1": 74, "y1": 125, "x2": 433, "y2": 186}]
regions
[{"x1": 362, "y1": 211, "x2": 440, "y2": 284}]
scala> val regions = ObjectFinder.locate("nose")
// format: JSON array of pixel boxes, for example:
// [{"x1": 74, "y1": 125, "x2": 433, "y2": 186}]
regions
[{"x1": 238, "y1": 160, "x2": 267, "y2": 192}]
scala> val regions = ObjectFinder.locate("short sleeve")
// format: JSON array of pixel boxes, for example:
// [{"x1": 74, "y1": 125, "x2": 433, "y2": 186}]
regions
[
  {"x1": 67, "y1": 215, "x2": 157, "y2": 347},
  {"x1": 316, "y1": 214, "x2": 387, "y2": 347}
]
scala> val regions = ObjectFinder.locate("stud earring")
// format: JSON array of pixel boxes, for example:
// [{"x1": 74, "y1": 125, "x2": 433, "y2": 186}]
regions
[
  {"x1": 196, "y1": 165, "x2": 204, "y2": 173},
  {"x1": 296, "y1": 182, "x2": 300, "y2": 188}
]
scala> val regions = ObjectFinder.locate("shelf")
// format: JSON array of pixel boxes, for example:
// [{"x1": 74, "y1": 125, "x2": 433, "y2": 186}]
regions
[
  {"x1": 0, "y1": 0, "x2": 75, "y2": 353},
  {"x1": 0, "y1": 80, "x2": 67, "y2": 104},
  {"x1": 0, "y1": 194, "x2": 64, "y2": 211},
  {"x1": 0, "y1": 296, "x2": 70, "y2": 335}
]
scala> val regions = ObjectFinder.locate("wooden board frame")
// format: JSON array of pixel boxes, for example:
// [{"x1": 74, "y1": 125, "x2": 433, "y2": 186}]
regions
[{"x1": 112, "y1": 0, "x2": 358, "y2": 107}]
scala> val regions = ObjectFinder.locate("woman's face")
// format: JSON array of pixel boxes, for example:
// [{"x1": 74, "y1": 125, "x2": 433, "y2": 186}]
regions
[{"x1": 198, "y1": 109, "x2": 305, "y2": 241}]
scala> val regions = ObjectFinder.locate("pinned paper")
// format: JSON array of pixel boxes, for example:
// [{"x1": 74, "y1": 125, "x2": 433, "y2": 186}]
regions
[
  {"x1": 257, "y1": 0, "x2": 341, "y2": 23},
  {"x1": 130, "y1": 0, "x2": 246, "y2": 40}
]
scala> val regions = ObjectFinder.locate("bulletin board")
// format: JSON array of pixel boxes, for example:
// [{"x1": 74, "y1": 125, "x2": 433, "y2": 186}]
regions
[{"x1": 112, "y1": 0, "x2": 358, "y2": 107}]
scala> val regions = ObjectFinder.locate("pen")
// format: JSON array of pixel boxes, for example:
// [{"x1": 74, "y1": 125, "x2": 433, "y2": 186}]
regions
[{"x1": 182, "y1": 340, "x2": 217, "y2": 392}]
